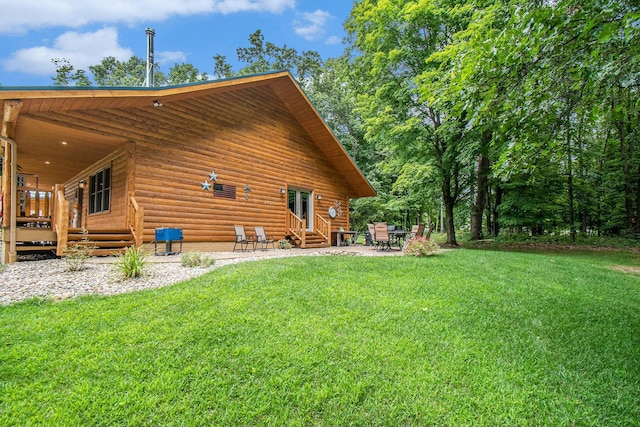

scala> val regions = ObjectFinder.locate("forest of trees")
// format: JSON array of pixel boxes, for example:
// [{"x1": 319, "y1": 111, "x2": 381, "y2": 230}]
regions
[{"x1": 48, "y1": 0, "x2": 640, "y2": 245}]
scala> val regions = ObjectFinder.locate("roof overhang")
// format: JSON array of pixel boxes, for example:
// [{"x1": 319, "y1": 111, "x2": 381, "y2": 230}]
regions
[{"x1": 0, "y1": 71, "x2": 376, "y2": 197}]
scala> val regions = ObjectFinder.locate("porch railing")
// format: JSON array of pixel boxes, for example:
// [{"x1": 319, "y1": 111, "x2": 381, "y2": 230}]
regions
[
  {"x1": 127, "y1": 193, "x2": 144, "y2": 247},
  {"x1": 53, "y1": 185, "x2": 69, "y2": 256},
  {"x1": 286, "y1": 210, "x2": 306, "y2": 248},
  {"x1": 315, "y1": 213, "x2": 330, "y2": 242},
  {"x1": 19, "y1": 190, "x2": 53, "y2": 219}
]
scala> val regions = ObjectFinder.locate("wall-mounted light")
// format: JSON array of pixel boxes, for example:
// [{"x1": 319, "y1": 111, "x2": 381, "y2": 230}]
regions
[
  {"x1": 78, "y1": 180, "x2": 86, "y2": 189},
  {"x1": 280, "y1": 187, "x2": 286, "y2": 194},
  {"x1": 316, "y1": 194, "x2": 322, "y2": 200},
  {"x1": 152, "y1": 100, "x2": 163, "y2": 107}
]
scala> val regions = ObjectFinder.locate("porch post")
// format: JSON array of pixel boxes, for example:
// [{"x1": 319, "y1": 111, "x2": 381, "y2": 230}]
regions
[
  {"x1": 54, "y1": 185, "x2": 69, "y2": 256},
  {"x1": 0, "y1": 135, "x2": 17, "y2": 263},
  {"x1": 2, "y1": 140, "x2": 10, "y2": 229},
  {"x1": 2, "y1": 101, "x2": 22, "y2": 263}
]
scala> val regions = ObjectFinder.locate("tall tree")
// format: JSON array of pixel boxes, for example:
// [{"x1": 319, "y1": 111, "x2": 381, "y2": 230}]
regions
[
  {"x1": 89, "y1": 56, "x2": 167, "y2": 87},
  {"x1": 167, "y1": 63, "x2": 208, "y2": 84},
  {"x1": 51, "y1": 58, "x2": 92, "y2": 86},
  {"x1": 212, "y1": 30, "x2": 324, "y2": 85},
  {"x1": 51, "y1": 57, "x2": 209, "y2": 87},
  {"x1": 346, "y1": 0, "x2": 477, "y2": 245},
  {"x1": 420, "y1": 0, "x2": 640, "y2": 238}
]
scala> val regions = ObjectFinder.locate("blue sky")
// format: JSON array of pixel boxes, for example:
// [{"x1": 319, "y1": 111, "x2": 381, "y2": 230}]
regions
[{"x1": 0, "y1": 0, "x2": 355, "y2": 87}]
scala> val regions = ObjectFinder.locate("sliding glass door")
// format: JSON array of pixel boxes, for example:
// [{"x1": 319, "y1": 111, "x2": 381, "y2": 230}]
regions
[{"x1": 288, "y1": 188, "x2": 313, "y2": 231}]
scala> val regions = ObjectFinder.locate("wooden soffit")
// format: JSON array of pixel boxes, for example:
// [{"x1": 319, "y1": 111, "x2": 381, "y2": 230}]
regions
[{"x1": 0, "y1": 71, "x2": 375, "y2": 197}]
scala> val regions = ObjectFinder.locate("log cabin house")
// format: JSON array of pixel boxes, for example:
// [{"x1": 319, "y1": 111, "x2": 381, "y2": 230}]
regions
[{"x1": 0, "y1": 70, "x2": 375, "y2": 263}]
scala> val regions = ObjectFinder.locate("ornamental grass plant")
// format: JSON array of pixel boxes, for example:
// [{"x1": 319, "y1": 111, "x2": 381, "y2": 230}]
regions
[
  {"x1": 113, "y1": 245, "x2": 147, "y2": 279},
  {"x1": 1, "y1": 249, "x2": 639, "y2": 426},
  {"x1": 180, "y1": 251, "x2": 215, "y2": 268}
]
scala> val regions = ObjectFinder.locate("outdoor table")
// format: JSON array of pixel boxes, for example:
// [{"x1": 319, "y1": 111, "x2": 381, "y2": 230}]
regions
[
  {"x1": 390, "y1": 230, "x2": 408, "y2": 247},
  {"x1": 334, "y1": 230, "x2": 357, "y2": 247}
]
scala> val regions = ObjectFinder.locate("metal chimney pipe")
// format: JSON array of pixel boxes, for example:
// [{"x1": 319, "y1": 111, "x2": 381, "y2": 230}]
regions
[{"x1": 145, "y1": 28, "x2": 155, "y2": 87}]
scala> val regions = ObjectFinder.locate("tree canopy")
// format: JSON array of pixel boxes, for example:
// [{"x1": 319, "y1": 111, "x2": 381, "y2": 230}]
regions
[
  {"x1": 345, "y1": 0, "x2": 640, "y2": 241},
  {"x1": 44, "y1": 4, "x2": 640, "y2": 241}
]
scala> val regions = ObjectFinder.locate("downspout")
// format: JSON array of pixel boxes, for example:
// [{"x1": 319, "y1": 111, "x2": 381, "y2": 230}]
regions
[{"x1": 0, "y1": 135, "x2": 16, "y2": 263}]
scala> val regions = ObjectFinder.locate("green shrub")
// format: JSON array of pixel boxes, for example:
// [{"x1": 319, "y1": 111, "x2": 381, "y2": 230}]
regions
[
  {"x1": 403, "y1": 236, "x2": 440, "y2": 257},
  {"x1": 180, "y1": 251, "x2": 215, "y2": 267},
  {"x1": 492, "y1": 232, "x2": 640, "y2": 248},
  {"x1": 114, "y1": 246, "x2": 147, "y2": 279},
  {"x1": 278, "y1": 239, "x2": 292, "y2": 249}
]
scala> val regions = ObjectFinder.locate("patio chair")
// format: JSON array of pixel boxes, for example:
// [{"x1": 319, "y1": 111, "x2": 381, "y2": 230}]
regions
[
  {"x1": 373, "y1": 222, "x2": 392, "y2": 250},
  {"x1": 233, "y1": 225, "x2": 255, "y2": 252},
  {"x1": 367, "y1": 223, "x2": 377, "y2": 249},
  {"x1": 254, "y1": 225, "x2": 276, "y2": 251}
]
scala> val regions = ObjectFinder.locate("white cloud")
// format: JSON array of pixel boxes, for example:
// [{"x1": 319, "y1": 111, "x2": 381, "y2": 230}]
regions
[
  {"x1": 293, "y1": 9, "x2": 332, "y2": 41},
  {"x1": 0, "y1": 0, "x2": 296, "y2": 34},
  {"x1": 325, "y1": 36, "x2": 341, "y2": 45},
  {"x1": 4, "y1": 27, "x2": 133, "y2": 75},
  {"x1": 211, "y1": 0, "x2": 294, "y2": 14},
  {"x1": 157, "y1": 51, "x2": 188, "y2": 66}
]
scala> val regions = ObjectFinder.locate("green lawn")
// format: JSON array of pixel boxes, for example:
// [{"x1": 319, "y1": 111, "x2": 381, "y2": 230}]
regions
[{"x1": 1, "y1": 249, "x2": 639, "y2": 426}]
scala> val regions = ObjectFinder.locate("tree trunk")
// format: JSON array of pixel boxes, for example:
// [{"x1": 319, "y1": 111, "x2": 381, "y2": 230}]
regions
[
  {"x1": 621, "y1": 125, "x2": 634, "y2": 234},
  {"x1": 566, "y1": 125, "x2": 576, "y2": 243},
  {"x1": 491, "y1": 184, "x2": 504, "y2": 237},
  {"x1": 471, "y1": 152, "x2": 490, "y2": 240},
  {"x1": 485, "y1": 187, "x2": 492, "y2": 235},
  {"x1": 636, "y1": 108, "x2": 640, "y2": 234},
  {"x1": 614, "y1": 90, "x2": 635, "y2": 234},
  {"x1": 596, "y1": 129, "x2": 610, "y2": 236},
  {"x1": 636, "y1": 163, "x2": 640, "y2": 235},
  {"x1": 442, "y1": 178, "x2": 458, "y2": 246}
]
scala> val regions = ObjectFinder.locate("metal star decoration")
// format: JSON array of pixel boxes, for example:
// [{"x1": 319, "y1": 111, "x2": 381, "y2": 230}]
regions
[
  {"x1": 201, "y1": 181, "x2": 212, "y2": 191},
  {"x1": 208, "y1": 171, "x2": 218, "y2": 182}
]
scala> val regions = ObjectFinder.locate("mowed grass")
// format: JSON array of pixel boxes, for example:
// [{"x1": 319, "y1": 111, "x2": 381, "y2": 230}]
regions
[{"x1": 1, "y1": 249, "x2": 639, "y2": 426}]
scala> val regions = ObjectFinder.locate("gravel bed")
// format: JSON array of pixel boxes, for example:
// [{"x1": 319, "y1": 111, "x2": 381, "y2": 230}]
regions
[
  {"x1": 0, "y1": 248, "x2": 399, "y2": 306},
  {"x1": 0, "y1": 258, "x2": 215, "y2": 306}
]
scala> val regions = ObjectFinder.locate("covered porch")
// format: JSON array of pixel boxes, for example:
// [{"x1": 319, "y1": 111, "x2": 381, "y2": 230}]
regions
[{"x1": 0, "y1": 99, "x2": 144, "y2": 263}]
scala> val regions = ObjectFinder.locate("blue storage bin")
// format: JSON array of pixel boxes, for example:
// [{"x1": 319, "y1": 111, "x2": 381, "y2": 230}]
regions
[
  {"x1": 155, "y1": 228, "x2": 183, "y2": 255},
  {"x1": 156, "y1": 228, "x2": 182, "y2": 241}
]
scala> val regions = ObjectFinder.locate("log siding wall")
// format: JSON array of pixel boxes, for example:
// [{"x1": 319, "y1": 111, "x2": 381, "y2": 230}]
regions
[{"x1": 134, "y1": 85, "x2": 351, "y2": 243}]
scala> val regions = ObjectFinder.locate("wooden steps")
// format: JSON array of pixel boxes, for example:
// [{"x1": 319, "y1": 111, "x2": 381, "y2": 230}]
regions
[
  {"x1": 290, "y1": 231, "x2": 330, "y2": 249},
  {"x1": 67, "y1": 228, "x2": 135, "y2": 256},
  {"x1": 16, "y1": 244, "x2": 56, "y2": 252}
]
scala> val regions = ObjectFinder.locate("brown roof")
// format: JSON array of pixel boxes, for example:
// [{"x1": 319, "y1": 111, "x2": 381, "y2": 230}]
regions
[{"x1": 0, "y1": 70, "x2": 375, "y2": 197}]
